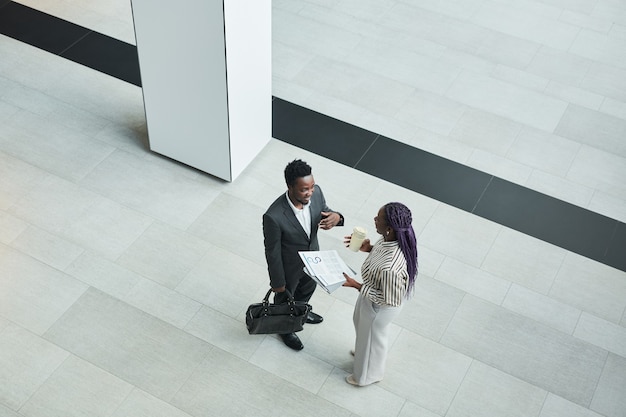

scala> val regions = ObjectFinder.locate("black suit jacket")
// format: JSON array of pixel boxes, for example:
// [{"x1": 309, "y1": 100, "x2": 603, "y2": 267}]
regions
[{"x1": 263, "y1": 185, "x2": 342, "y2": 290}]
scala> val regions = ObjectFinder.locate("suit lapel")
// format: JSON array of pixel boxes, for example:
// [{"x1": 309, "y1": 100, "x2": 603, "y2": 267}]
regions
[{"x1": 282, "y1": 198, "x2": 310, "y2": 242}]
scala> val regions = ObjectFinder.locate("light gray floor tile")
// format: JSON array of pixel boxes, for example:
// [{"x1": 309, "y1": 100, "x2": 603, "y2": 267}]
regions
[
  {"x1": 64, "y1": 251, "x2": 142, "y2": 299},
  {"x1": 92, "y1": 122, "x2": 148, "y2": 157},
  {"x1": 526, "y1": 46, "x2": 593, "y2": 85},
  {"x1": 394, "y1": 276, "x2": 466, "y2": 341},
  {"x1": 600, "y1": 96, "x2": 626, "y2": 120},
  {"x1": 566, "y1": 145, "x2": 626, "y2": 200},
  {"x1": 481, "y1": 228, "x2": 566, "y2": 295},
  {"x1": 573, "y1": 312, "x2": 626, "y2": 357},
  {"x1": 112, "y1": 389, "x2": 194, "y2": 417},
  {"x1": 187, "y1": 192, "x2": 267, "y2": 266},
  {"x1": 383, "y1": 330, "x2": 472, "y2": 415},
  {"x1": 273, "y1": 40, "x2": 314, "y2": 81},
  {"x1": 61, "y1": 198, "x2": 153, "y2": 260},
  {"x1": 491, "y1": 64, "x2": 549, "y2": 91},
  {"x1": 403, "y1": 0, "x2": 484, "y2": 22},
  {"x1": 440, "y1": 46, "x2": 497, "y2": 75},
  {"x1": 502, "y1": 284, "x2": 581, "y2": 335},
  {"x1": 0, "y1": 37, "x2": 65, "y2": 93},
  {"x1": 561, "y1": 8, "x2": 614, "y2": 32},
  {"x1": 449, "y1": 107, "x2": 521, "y2": 157},
  {"x1": 434, "y1": 257, "x2": 511, "y2": 305},
  {"x1": 0, "y1": 323, "x2": 69, "y2": 410},
  {"x1": 590, "y1": 353, "x2": 626, "y2": 417},
  {"x1": 300, "y1": 298, "x2": 359, "y2": 371},
  {"x1": 484, "y1": 0, "x2": 564, "y2": 18},
  {"x1": 176, "y1": 243, "x2": 271, "y2": 318},
  {"x1": 597, "y1": 1, "x2": 626, "y2": 25},
  {"x1": 395, "y1": 89, "x2": 466, "y2": 136},
  {"x1": 397, "y1": 401, "x2": 442, "y2": 417},
  {"x1": 10, "y1": 226, "x2": 84, "y2": 271},
  {"x1": 79, "y1": 150, "x2": 221, "y2": 230},
  {"x1": 0, "y1": 211, "x2": 28, "y2": 245},
  {"x1": 506, "y1": 127, "x2": 580, "y2": 177},
  {"x1": 472, "y1": 3, "x2": 579, "y2": 49},
  {"x1": 377, "y1": 4, "x2": 449, "y2": 48},
  {"x1": 172, "y1": 348, "x2": 352, "y2": 417},
  {"x1": 543, "y1": 81, "x2": 605, "y2": 110},
  {"x1": 475, "y1": 30, "x2": 540, "y2": 69},
  {"x1": 446, "y1": 361, "x2": 547, "y2": 417},
  {"x1": 0, "y1": 151, "x2": 46, "y2": 211},
  {"x1": 0, "y1": 110, "x2": 114, "y2": 183},
  {"x1": 19, "y1": 355, "x2": 133, "y2": 417},
  {"x1": 292, "y1": 56, "x2": 410, "y2": 118},
  {"x1": 249, "y1": 337, "x2": 335, "y2": 393},
  {"x1": 549, "y1": 253, "x2": 626, "y2": 323},
  {"x1": 540, "y1": 393, "x2": 605, "y2": 417},
  {"x1": 580, "y1": 62, "x2": 626, "y2": 102},
  {"x1": 117, "y1": 222, "x2": 211, "y2": 289},
  {"x1": 441, "y1": 295, "x2": 607, "y2": 406},
  {"x1": 184, "y1": 305, "x2": 265, "y2": 361},
  {"x1": 122, "y1": 278, "x2": 202, "y2": 329},
  {"x1": 318, "y1": 368, "x2": 405, "y2": 417},
  {"x1": 39, "y1": 61, "x2": 145, "y2": 130},
  {"x1": 570, "y1": 29, "x2": 626, "y2": 69},
  {"x1": 272, "y1": 8, "x2": 361, "y2": 61},
  {"x1": 555, "y1": 104, "x2": 626, "y2": 158},
  {"x1": 426, "y1": 13, "x2": 492, "y2": 55},
  {"x1": 43, "y1": 288, "x2": 212, "y2": 401},
  {"x1": 2, "y1": 83, "x2": 110, "y2": 137},
  {"x1": 345, "y1": 37, "x2": 460, "y2": 95},
  {"x1": 412, "y1": 246, "x2": 445, "y2": 281},
  {"x1": 8, "y1": 174, "x2": 100, "y2": 234},
  {"x1": 0, "y1": 245, "x2": 88, "y2": 335},
  {"x1": 0, "y1": 404, "x2": 20, "y2": 417},
  {"x1": 446, "y1": 71, "x2": 568, "y2": 132},
  {"x1": 418, "y1": 205, "x2": 501, "y2": 268}
]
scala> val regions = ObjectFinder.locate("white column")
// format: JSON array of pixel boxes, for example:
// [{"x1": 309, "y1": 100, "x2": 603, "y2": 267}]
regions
[{"x1": 131, "y1": 0, "x2": 271, "y2": 182}]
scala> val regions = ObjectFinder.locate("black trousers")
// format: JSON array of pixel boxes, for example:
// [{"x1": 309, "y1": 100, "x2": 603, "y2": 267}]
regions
[{"x1": 274, "y1": 273, "x2": 316, "y2": 305}]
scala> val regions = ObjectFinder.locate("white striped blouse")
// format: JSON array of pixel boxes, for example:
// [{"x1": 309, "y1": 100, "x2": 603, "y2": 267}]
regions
[{"x1": 360, "y1": 238, "x2": 409, "y2": 307}]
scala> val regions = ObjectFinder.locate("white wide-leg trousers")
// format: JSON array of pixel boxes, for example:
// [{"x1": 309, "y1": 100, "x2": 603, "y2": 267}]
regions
[{"x1": 352, "y1": 293, "x2": 402, "y2": 386}]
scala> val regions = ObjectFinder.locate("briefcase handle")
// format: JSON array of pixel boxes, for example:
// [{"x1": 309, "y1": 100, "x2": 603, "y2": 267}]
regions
[{"x1": 262, "y1": 288, "x2": 296, "y2": 305}]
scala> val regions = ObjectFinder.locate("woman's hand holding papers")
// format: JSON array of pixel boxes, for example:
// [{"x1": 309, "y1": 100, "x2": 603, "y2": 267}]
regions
[{"x1": 342, "y1": 272, "x2": 362, "y2": 291}]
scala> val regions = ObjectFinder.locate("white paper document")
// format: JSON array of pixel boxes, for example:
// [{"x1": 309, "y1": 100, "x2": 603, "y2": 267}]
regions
[{"x1": 298, "y1": 250, "x2": 357, "y2": 293}]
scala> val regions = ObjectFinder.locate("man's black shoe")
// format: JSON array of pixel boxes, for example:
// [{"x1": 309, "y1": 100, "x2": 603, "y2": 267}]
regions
[
  {"x1": 279, "y1": 333, "x2": 304, "y2": 350},
  {"x1": 306, "y1": 312, "x2": 324, "y2": 324}
]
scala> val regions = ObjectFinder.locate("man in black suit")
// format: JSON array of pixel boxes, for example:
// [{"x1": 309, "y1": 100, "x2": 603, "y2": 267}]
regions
[{"x1": 263, "y1": 159, "x2": 344, "y2": 350}]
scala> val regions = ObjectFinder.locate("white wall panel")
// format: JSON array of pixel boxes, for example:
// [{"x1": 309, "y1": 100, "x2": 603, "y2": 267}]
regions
[{"x1": 131, "y1": 0, "x2": 270, "y2": 181}]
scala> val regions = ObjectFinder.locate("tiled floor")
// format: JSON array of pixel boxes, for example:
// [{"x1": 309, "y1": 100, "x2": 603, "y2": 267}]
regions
[{"x1": 1, "y1": 1, "x2": 625, "y2": 417}]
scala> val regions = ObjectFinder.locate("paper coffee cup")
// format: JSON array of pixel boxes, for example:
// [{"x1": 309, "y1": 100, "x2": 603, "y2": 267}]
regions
[{"x1": 348, "y1": 226, "x2": 367, "y2": 252}]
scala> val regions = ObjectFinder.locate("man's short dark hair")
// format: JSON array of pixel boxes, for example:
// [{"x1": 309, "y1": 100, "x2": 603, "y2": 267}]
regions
[{"x1": 284, "y1": 159, "x2": 312, "y2": 186}]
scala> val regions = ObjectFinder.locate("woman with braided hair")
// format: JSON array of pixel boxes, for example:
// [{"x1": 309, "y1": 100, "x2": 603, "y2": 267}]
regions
[{"x1": 342, "y1": 202, "x2": 418, "y2": 386}]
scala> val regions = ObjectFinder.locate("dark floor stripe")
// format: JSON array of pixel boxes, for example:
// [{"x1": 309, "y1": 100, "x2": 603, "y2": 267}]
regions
[
  {"x1": 2, "y1": 1, "x2": 625, "y2": 272},
  {"x1": 0, "y1": 1, "x2": 141, "y2": 86},
  {"x1": 0, "y1": 1, "x2": 90, "y2": 55},
  {"x1": 60, "y1": 30, "x2": 141, "y2": 86},
  {"x1": 274, "y1": 98, "x2": 626, "y2": 271}
]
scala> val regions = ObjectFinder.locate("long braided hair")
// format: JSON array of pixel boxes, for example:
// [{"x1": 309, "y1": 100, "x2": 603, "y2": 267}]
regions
[{"x1": 384, "y1": 202, "x2": 418, "y2": 296}]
